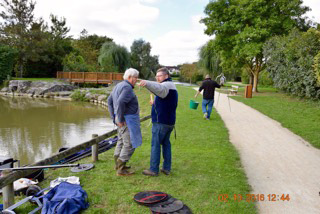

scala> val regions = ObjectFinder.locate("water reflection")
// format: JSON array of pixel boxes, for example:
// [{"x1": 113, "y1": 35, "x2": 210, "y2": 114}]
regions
[{"x1": 0, "y1": 96, "x2": 113, "y2": 165}]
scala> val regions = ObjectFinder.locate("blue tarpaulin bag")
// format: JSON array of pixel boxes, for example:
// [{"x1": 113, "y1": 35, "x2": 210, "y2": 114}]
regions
[{"x1": 41, "y1": 182, "x2": 89, "y2": 214}]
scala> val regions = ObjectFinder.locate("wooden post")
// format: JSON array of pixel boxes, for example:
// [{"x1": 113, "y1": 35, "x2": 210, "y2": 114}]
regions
[
  {"x1": 2, "y1": 169, "x2": 14, "y2": 209},
  {"x1": 245, "y1": 85, "x2": 252, "y2": 98},
  {"x1": 92, "y1": 134, "x2": 99, "y2": 162}
]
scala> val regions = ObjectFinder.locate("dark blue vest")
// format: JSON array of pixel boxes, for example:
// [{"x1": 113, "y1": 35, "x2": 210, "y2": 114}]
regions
[{"x1": 151, "y1": 79, "x2": 178, "y2": 125}]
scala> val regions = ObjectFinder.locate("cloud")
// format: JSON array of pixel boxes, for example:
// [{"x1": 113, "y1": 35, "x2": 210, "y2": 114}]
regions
[
  {"x1": 34, "y1": 0, "x2": 208, "y2": 65},
  {"x1": 151, "y1": 15, "x2": 211, "y2": 65},
  {"x1": 140, "y1": 0, "x2": 159, "y2": 3},
  {"x1": 32, "y1": 0, "x2": 319, "y2": 67},
  {"x1": 303, "y1": 0, "x2": 320, "y2": 23},
  {"x1": 34, "y1": 0, "x2": 159, "y2": 41}
]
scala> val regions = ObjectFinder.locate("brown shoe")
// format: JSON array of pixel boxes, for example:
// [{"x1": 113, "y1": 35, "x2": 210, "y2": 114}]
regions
[
  {"x1": 114, "y1": 156, "x2": 131, "y2": 170},
  {"x1": 114, "y1": 155, "x2": 119, "y2": 170},
  {"x1": 160, "y1": 169, "x2": 170, "y2": 175},
  {"x1": 142, "y1": 169, "x2": 158, "y2": 176},
  {"x1": 117, "y1": 160, "x2": 134, "y2": 176}
]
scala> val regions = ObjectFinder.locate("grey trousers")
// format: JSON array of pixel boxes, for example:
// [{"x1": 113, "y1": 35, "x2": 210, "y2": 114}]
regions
[{"x1": 114, "y1": 125, "x2": 135, "y2": 162}]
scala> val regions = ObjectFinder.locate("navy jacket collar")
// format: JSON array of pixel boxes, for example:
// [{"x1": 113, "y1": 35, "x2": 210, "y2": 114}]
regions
[
  {"x1": 124, "y1": 80, "x2": 134, "y2": 88},
  {"x1": 161, "y1": 77, "x2": 172, "y2": 83}
]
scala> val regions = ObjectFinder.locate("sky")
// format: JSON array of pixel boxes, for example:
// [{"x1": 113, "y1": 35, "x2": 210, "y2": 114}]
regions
[{"x1": 33, "y1": 0, "x2": 320, "y2": 66}]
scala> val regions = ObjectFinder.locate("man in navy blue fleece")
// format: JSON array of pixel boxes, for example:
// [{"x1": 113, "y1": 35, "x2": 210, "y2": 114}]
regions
[
  {"x1": 107, "y1": 68, "x2": 141, "y2": 176},
  {"x1": 139, "y1": 67, "x2": 178, "y2": 176}
]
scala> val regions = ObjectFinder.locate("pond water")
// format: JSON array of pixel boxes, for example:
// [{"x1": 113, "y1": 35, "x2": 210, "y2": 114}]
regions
[{"x1": 0, "y1": 96, "x2": 114, "y2": 165}]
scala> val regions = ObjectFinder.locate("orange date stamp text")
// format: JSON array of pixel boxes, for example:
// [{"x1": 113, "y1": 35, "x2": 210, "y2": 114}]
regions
[{"x1": 217, "y1": 194, "x2": 290, "y2": 202}]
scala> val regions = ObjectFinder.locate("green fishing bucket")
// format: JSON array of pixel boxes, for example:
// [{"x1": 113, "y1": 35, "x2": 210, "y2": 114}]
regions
[{"x1": 189, "y1": 100, "x2": 199, "y2": 110}]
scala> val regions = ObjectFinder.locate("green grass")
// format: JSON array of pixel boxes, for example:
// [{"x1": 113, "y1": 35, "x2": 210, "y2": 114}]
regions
[
  {"x1": 12, "y1": 77, "x2": 61, "y2": 82},
  {"x1": 8, "y1": 86, "x2": 256, "y2": 214},
  {"x1": 223, "y1": 82, "x2": 246, "y2": 87},
  {"x1": 231, "y1": 87, "x2": 320, "y2": 149}
]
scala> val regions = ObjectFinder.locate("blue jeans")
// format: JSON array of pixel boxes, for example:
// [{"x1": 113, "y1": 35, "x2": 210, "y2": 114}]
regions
[
  {"x1": 150, "y1": 123, "x2": 174, "y2": 173},
  {"x1": 202, "y1": 99, "x2": 214, "y2": 119}
]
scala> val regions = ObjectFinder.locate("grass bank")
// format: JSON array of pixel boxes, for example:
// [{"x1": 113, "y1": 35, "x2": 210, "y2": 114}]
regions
[
  {"x1": 11, "y1": 85, "x2": 256, "y2": 213},
  {"x1": 231, "y1": 87, "x2": 320, "y2": 149},
  {"x1": 12, "y1": 78, "x2": 60, "y2": 82}
]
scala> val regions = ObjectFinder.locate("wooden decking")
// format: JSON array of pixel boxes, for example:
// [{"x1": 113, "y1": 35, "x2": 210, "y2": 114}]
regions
[{"x1": 56, "y1": 71, "x2": 123, "y2": 84}]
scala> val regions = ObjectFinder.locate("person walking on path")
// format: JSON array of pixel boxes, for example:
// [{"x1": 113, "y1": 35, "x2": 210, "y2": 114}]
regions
[
  {"x1": 216, "y1": 73, "x2": 226, "y2": 86},
  {"x1": 107, "y1": 68, "x2": 142, "y2": 176},
  {"x1": 195, "y1": 74, "x2": 220, "y2": 120},
  {"x1": 139, "y1": 67, "x2": 178, "y2": 176}
]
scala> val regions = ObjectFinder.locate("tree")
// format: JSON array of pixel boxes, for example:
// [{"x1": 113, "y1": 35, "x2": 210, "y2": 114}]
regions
[
  {"x1": 198, "y1": 40, "x2": 222, "y2": 77},
  {"x1": 98, "y1": 41, "x2": 130, "y2": 73},
  {"x1": 0, "y1": 45, "x2": 17, "y2": 83},
  {"x1": 130, "y1": 39, "x2": 160, "y2": 79},
  {"x1": 201, "y1": 0, "x2": 311, "y2": 92},
  {"x1": 62, "y1": 51, "x2": 88, "y2": 72},
  {"x1": 47, "y1": 14, "x2": 73, "y2": 74},
  {"x1": 73, "y1": 29, "x2": 113, "y2": 72},
  {"x1": 25, "y1": 14, "x2": 73, "y2": 77},
  {"x1": 0, "y1": 0, "x2": 36, "y2": 77},
  {"x1": 179, "y1": 63, "x2": 203, "y2": 83},
  {"x1": 50, "y1": 14, "x2": 70, "y2": 39},
  {"x1": 24, "y1": 18, "x2": 52, "y2": 77},
  {"x1": 79, "y1": 29, "x2": 113, "y2": 50}
]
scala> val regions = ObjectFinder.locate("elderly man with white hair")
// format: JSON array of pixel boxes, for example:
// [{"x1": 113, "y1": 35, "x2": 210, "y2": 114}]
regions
[{"x1": 107, "y1": 68, "x2": 142, "y2": 176}]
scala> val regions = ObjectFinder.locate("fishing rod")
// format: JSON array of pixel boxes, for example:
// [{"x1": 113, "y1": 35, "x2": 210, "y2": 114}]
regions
[{"x1": 0, "y1": 163, "x2": 79, "y2": 171}]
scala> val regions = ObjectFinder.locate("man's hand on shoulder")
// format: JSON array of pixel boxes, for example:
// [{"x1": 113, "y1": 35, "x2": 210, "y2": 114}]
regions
[{"x1": 138, "y1": 80, "x2": 147, "y2": 87}]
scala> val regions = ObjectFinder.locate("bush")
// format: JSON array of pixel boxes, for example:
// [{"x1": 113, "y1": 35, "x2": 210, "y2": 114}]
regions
[
  {"x1": 258, "y1": 71, "x2": 273, "y2": 86},
  {"x1": 241, "y1": 70, "x2": 250, "y2": 84},
  {"x1": 314, "y1": 51, "x2": 320, "y2": 85},
  {"x1": 71, "y1": 90, "x2": 89, "y2": 102},
  {"x1": 0, "y1": 45, "x2": 17, "y2": 84},
  {"x1": 62, "y1": 52, "x2": 89, "y2": 72},
  {"x1": 179, "y1": 63, "x2": 203, "y2": 83},
  {"x1": 191, "y1": 73, "x2": 203, "y2": 83},
  {"x1": 264, "y1": 28, "x2": 320, "y2": 99},
  {"x1": 170, "y1": 73, "x2": 180, "y2": 78},
  {"x1": 241, "y1": 70, "x2": 273, "y2": 86}
]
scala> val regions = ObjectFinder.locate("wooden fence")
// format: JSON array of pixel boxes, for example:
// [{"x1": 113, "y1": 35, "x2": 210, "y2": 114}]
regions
[
  {"x1": 0, "y1": 115, "x2": 151, "y2": 208},
  {"x1": 56, "y1": 72, "x2": 123, "y2": 84}
]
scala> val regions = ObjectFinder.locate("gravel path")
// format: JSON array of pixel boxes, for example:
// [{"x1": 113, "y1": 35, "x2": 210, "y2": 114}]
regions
[{"x1": 195, "y1": 88, "x2": 320, "y2": 213}]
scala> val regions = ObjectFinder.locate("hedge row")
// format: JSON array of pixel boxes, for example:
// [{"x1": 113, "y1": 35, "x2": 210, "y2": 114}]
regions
[{"x1": 263, "y1": 28, "x2": 320, "y2": 99}]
